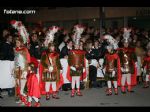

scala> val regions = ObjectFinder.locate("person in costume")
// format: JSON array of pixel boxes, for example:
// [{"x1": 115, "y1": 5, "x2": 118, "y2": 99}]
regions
[
  {"x1": 142, "y1": 49, "x2": 150, "y2": 88},
  {"x1": 40, "y1": 26, "x2": 63, "y2": 100},
  {"x1": 11, "y1": 20, "x2": 31, "y2": 105},
  {"x1": 67, "y1": 24, "x2": 87, "y2": 97},
  {"x1": 103, "y1": 35, "x2": 120, "y2": 95},
  {"x1": 118, "y1": 28, "x2": 137, "y2": 94},
  {"x1": 26, "y1": 58, "x2": 41, "y2": 107},
  {"x1": 13, "y1": 37, "x2": 30, "y2": 105}
]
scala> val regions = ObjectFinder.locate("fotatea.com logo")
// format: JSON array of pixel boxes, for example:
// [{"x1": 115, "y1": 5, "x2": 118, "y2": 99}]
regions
[{"x1": 4, "y1": 9, "x2": 36, "y2": 14}]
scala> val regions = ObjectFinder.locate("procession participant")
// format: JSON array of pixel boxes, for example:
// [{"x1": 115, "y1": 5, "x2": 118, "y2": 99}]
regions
[
  {"x1": 142, "y1": 49, "x2": 150, "y2": 88},
  {"x1": 67, "y1": 24, "x2": 87, "y2": 97},
  {"x1": 13, "y1": 37, "x2": 30, "y2": 104},
  {"x1": 40, "y1": 26, "x2": 63, "y2": 100},
  {"x1": 118, "y1": 28, "x2": 137, "y2": 94},
  {"x1": 26, "y1": 58, "x2": 40, "y2": 107},
  {"x1": 11, "y1": 20, "x2": 30, "y2": 105},
  {"x1": 103, "y1": 35, "x2": 121, "y2": 95}
]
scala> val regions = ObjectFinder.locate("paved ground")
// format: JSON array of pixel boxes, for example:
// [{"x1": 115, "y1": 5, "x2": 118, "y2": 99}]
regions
[{"x1": 0, "y1": 84, "x2": 150, "y2": 107}]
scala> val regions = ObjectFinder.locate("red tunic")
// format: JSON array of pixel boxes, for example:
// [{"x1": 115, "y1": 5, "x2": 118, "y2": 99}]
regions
[
  {"x1": 117, "y1": 47, "x2": 137, "y2": 86},
  {"x1": 104, "y1": 52, "x2": 121, "y2": 82},
  {"x1": 39, "y1": 51, "x2": 64, "y2": 95},
  {"x1": 67, "y1": 49, "x2": 87, "y2": 82}
]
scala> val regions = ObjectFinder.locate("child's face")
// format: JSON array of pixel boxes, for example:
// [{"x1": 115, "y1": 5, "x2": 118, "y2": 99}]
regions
[
  {"x1": 28, "y1": 66, "x2": 31, "y2": 71},
  {"x1": 16, "y1": 40, "x2": 21, "y2": 48}
]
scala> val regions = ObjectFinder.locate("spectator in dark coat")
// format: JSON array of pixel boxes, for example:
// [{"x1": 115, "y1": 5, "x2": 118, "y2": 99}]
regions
[
  {"x1": 0, "y1": 34, "x2": 15, "y2": 97},
  {"x1": 29, "y1": 33, "x2": 41, "y2": 59},
  {"x1": 1, "y1": 34, "x2": 15, "y2": 61}
]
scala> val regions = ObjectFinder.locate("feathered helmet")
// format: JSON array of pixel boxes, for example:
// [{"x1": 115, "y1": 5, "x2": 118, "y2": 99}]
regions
[
  {"x1": 103, "y1": 35, "x2": 118, "y2": 50},
  {"x1": 73, "y1": 24, "x2": 85, "y2": 45},
  {"x1": 44, "y1": 26, "x2": 60, "y2": 47},
  {"x1": 10, "y1": 20, "x2": 29, "y2": 45},
  {"x1": 123, "y1": 28, "x2": 131, "y2": 43}
]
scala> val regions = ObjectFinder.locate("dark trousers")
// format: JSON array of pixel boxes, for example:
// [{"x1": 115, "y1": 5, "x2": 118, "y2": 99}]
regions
[{"x1": 89, "y1": 65, "x2": 97, "y2": 88}]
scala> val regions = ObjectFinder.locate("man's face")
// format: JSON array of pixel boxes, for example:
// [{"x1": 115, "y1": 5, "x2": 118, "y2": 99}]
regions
[
  {"x1": 68, "y1": 41, "x2": 73, "y2": 48},
  {"x1": 8, "y1": 36, "x2": 13, "y2": 43},
  {"x1": 94, "y1": 41, "x2": 99, "y2": 48},
  {"x1": 32, "y1": 34, "x2": 38, "y2": 42},
  {"x1": 3, "y1": 30, "x2": 9, "y2": 37}
]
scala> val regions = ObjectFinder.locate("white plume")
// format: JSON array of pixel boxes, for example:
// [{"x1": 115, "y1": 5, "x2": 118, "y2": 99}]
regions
[
  {"x1": 103, "y1": 35, "x2": 118, "y2": 50},
  {"x1": 73, "y1": 24, "x2": 84, "y2": 45},
  {"x1": 123, "y1": 28, "x2": 131, "y2": 42},
  {"x1": 10, "y1": 20, "x2": 29, "y2": 44},
  {"x1": 44, "y1": 26, "x2": 59, "y2": 47}
]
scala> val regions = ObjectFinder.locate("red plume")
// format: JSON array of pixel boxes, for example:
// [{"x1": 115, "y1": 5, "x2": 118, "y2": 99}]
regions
[{"x1": 10, "y1": 20, "x2": 16, "y2": 25}]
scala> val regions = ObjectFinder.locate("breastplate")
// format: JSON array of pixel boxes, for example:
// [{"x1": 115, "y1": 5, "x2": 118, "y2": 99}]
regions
[
  {"x1": 122, "y1": 52, "x2": 130, "y2": 72},
  {"x1": 106, "y1": 60, "x2": 114, "y2": 72}
]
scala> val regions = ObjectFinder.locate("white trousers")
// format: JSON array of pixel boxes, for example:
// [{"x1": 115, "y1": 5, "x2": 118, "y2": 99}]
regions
[
  {"x1": 137, "y1": 56, "x2": 142, "y2": 76},
  {"x1": 146, "y1": 75, "x2": 150, "y2": 82},
  {"x1": 121, "y1": 73, "x2": 131, "y2": 86},
  {"x1": 17, "y1": 79, "x2": 27, "y2": 96},
  {"x1": 28, "y1": 96, "x2": 39, "y2": 103},
  {"x1": 72, "y1": 76, "x2": 80, "y2": 89},
  {"x1": 107, "y1": 81, "x2": 117, "y2": 88},
  {"x1": 45, "y1": 82, "x2": 56, "y2": 92}
]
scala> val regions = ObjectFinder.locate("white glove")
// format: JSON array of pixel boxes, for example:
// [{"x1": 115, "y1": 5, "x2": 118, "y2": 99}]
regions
[
  {"x1": 143, "y1": 67, "x2": 146, "y2": 74},
  {"x1": 135, "y1": 62, "x2": 138, "y2": 68},
  {"x1": 121, "y1": 67, "x2": 124, "y2": 72},
  {"x1": 70, "y1": 66, "x2": 76, "y2": 71},
  {"x1": 112, "y1": 71, "x2": 115, "y2": 77},
  {"x1": 83, "y1": 68, "x2": 85, "y2": 72},
  {"x1": 49, "y1": 66, "x2": 54, "y2": 72},
  {"x1": 141, "y1": 68, "x2": 144, "y2": 72}
]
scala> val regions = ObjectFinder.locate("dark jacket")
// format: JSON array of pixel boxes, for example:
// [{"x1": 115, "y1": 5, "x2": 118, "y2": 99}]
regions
[
  {"x1": 60, "y1": 46, "x2": 70, "y2": 59},
  {"x1": 1, "y1": 42, "x2": 14, "y2": 61}
]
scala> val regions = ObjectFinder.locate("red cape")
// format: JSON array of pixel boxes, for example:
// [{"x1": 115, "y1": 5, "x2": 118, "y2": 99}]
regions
[
  {"x1": 143, "y1": 56, "x2": 150, "y2": 70},
  {"x1": 26, "y1": 57, "x2": 40, "y2": 98},
  {"x1": 27, "y1": 73, "x2": 41, "y2": 98},
  {"x1": 117, "y1": 48, "x2": 137, "y2": 86}
]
